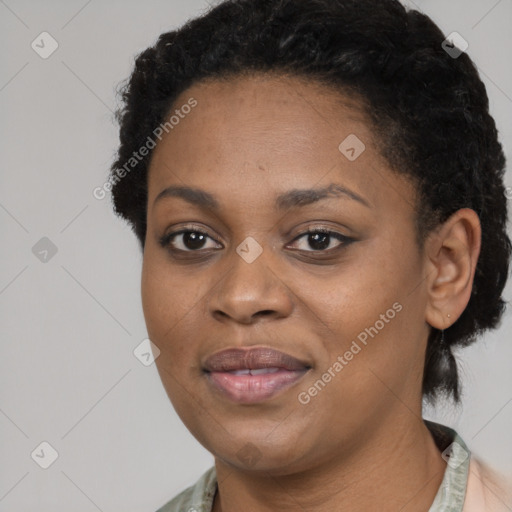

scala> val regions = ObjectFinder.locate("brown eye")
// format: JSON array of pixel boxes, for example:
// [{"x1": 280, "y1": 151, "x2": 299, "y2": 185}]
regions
[
  {"x1": 159, "y1": 228, "x2": 220, "y2": 252},
  {"x1": 289, "y1": 229, "x2": 353, "y2": 252}
]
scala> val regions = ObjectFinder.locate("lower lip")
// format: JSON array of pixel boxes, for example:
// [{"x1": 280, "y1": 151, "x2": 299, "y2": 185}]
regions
[{"x1": 205, "y1": 369, "x2": 309, "y2": 403}]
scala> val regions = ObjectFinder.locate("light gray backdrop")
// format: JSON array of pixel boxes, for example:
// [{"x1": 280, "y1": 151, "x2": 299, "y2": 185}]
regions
[{"x1": 1, "y1": 0, "x2": 511, "y2": 510}]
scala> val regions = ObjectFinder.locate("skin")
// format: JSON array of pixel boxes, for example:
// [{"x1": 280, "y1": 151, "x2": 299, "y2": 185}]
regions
[{"x1": 141, "y1": 73, "x2": 481, "y2": 512}]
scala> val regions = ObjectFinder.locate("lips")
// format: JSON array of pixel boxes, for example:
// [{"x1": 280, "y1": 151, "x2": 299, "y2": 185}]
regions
[
  {"x1": 203, "y1": 347, "x2": 311, "y2": 403},
  {"x1": 203, "y1": 347, "x2": 310, "y2": 372}
]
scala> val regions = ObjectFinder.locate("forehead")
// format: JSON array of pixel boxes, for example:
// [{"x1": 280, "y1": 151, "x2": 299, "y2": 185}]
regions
[{"x1": 146, "y1": 73, "x2": 413, "y2": 215}]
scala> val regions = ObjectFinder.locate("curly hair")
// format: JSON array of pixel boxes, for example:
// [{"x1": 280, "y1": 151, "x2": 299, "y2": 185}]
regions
[{"x1": 109, "y1": 0, "x2": 511, "y2": 403}]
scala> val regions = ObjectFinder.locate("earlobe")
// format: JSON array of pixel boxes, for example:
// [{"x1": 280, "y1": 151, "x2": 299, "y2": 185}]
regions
[{"x1": 424, "y1": 208, "x2": 481, "y2": 330}]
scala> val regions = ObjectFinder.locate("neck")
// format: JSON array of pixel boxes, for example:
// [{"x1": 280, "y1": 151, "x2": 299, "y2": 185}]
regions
[{"x1": 212, "y1": 417, "x2": 447, "y2": 512}]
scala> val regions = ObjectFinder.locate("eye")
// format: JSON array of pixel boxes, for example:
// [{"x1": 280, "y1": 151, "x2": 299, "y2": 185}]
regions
[
  {"x1": 288, "y1": 228, "x2": 354, "y2": 252},
  {"x1": 159, "y1": 225, "x2": 354, "y2": 255},
  {"x1": 159, "y1": 227, "x2": 220, "y2": 252}
]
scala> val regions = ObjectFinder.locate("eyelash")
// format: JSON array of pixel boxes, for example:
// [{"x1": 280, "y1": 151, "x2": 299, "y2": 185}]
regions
[{"x1": 158, "y1": 224, "x2": 354, "y2": 256}]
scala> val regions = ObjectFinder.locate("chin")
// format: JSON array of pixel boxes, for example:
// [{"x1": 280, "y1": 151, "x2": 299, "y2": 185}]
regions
[{"x1": 199, "y1": 428, "x2": 316, "y2": 474}]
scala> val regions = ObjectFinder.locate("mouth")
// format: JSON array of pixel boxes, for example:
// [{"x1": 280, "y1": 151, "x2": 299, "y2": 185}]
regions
[{"x1": 203, "y1": 347, "x2": 312, "y2": 404}]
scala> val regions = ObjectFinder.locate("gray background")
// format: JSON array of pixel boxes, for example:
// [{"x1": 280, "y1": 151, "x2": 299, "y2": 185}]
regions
[{"x1": 1, "y1": 0, "x2": 511, "y2": 510}]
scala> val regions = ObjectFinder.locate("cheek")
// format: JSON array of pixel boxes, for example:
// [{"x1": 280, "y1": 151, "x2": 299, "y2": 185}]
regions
[
  {"x1": 142, "y1": 250, "x2": 201, "y2": 324},
  {"x1": 141, "y1": 253, "x2": 202, "y2": 365},
  {"x1": 301, "y1": 251, "x2": 392, "y2": 341},
  {"x1": 141, "y1": 256, "x2": 204, "y2": 416},
  {"x1": 140, "y1": 256, "x2": 216, "y2": 437},
  {"x1": 307, "y1": 240, "x2": 421, "y2": 382}
]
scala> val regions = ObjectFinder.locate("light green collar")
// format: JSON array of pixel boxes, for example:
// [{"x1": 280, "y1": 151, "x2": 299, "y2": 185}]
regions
[{"x1": 426, "y1": 420, "x2": 470, "y2": 512}]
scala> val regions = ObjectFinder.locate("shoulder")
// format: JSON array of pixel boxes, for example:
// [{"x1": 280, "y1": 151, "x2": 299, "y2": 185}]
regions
[
  {"x1": 155, "y1": 466, "x2": 217, "y2": 512},
  {"x1": 464, "y1": 457, "x2": 512, "y2": 512}
]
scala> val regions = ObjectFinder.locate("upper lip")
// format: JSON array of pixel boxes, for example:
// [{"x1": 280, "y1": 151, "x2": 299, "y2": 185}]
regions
[{"x1": 203, "y1": 347, "x2": 311, "y2": 372}]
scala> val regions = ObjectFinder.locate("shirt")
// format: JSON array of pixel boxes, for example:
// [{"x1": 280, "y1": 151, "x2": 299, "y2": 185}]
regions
[{"x1": 155, "y1": 421, "x2": 512, "y2": 512}]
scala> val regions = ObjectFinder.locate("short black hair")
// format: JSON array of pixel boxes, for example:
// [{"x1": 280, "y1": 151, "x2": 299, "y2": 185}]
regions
[{"x1": 109, "y1": 0, "x2": 511, "y2": 403}]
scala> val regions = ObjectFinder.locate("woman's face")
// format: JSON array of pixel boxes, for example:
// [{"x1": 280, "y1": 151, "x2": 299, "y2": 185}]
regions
[{"x1": 141, "y1": 74, "x2": 431, "y2": 474}]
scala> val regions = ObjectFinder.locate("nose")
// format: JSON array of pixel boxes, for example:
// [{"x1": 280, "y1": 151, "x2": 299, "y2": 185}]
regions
[{"x1": 207, "y1": 241, "x2": 294, "y2": 325}]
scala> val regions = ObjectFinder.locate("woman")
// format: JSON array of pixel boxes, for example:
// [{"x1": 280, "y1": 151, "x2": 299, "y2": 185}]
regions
[{"x1": 109, "y1": 0, "x2": 512, "y2": 510}]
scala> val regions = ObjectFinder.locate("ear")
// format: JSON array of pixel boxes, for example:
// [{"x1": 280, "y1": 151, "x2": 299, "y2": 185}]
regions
[{"x1": 424, "y1": 208, "x2": 481, "y2": 330}]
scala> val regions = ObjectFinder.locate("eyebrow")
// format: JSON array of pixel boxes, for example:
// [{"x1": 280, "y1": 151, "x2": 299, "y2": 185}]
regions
[{"x1": 153, "y1": 183, "x2": 372, "y2": 211}]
